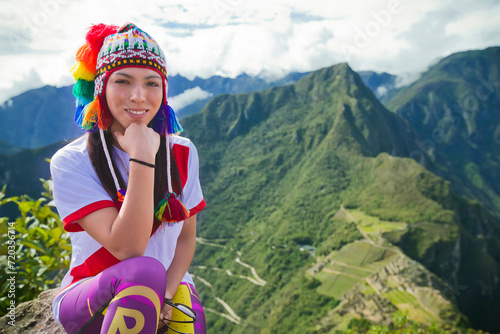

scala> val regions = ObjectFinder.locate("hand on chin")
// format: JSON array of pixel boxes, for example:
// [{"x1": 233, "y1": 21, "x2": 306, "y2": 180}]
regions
[{"x1": 114, "y1": 123, "x2": 160, "y2": 160}]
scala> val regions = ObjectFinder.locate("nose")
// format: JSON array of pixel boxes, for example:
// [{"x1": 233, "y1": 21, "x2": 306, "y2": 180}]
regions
[{"x1": 130, "y1": 84, "x2": 146, "y2": 102}]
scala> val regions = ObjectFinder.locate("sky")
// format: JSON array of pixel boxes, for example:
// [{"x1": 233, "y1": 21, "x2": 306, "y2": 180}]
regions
[{"x1": 1, "y1": 0, "x2": 499, "y2": 105}]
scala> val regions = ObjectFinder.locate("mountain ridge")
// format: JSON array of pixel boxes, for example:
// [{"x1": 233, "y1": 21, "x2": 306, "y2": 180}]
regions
[
  {"x1": 0, "y1": 69, "x2": 392, "y2": 152},
  {"x1": 385, "y1": 46, "x2": 500, "y2": 223},
  {"x1": 181, "y1": 62, "x2": 500, "y2": 332}
]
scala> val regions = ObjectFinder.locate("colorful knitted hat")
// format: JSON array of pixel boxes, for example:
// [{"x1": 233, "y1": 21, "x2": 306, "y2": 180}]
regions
[
  {"x1": 71, "y1": 22, "x2": 183, "y2": 135},
  {"x1": 72, "y1": 23, "x2": 189, "y2": 224}
]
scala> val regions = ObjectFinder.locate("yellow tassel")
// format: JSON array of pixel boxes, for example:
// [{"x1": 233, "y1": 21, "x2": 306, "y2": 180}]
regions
[
  {"x1": 82, "y1": 98, "x2": 100, "y2": 128},
  {"x1": 71, "y1": 61, "x2": 95, "y2": 81},
  {"x1": 155, "y1": 200, "x2": 168, "y2": 221}
]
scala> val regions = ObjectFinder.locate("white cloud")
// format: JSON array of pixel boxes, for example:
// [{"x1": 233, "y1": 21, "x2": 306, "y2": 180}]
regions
[
  {"x1": 376, "y1": 85, "x2": 388, "y2": 97},
  {"x1": 445, "y1": 7, "x2": 500, "y2": 46},
  {"x1": 0, "y1": 0, "x2": 499, "y2": 95},
  {"x1": 0, "y1": 68, "x2": 44, "y2": 104},
  {"x1": 168, "y1": 87, "x2": 213, "y2": 111}
]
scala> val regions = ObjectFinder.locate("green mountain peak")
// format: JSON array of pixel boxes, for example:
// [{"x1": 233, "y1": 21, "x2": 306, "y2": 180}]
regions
[
  {"x1": 181, "y1": 60, "x2": 500, "y2": 332},
  {"x1": 186, "y1": 62, "x2": 422, "y2": 161},
  {"x1": 385, "y1": 46, "x2": 500, "y2": 222}
]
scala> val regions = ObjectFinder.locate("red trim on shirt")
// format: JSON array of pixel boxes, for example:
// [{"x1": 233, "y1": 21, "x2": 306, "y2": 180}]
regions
[
  {"x1": 63, "y1": 200, "x2": 115, "y2": 232},
  {"x1": 69, "y1": 247, "x2": 120, "y2": 285},
  {"x1": 172, "y1": 144, "x2": 189, "y2": 189},
  {"x1": 189, "y1": 199, "x2": 206, "y2": 217}
]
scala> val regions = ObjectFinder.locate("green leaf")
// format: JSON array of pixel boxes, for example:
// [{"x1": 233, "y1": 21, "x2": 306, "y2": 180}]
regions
[
  {"x1": 34, "y1": 227, "x2": 49, "y2": 240},
  {"x1": 20, "y1": 240, "x2": 46, "y2": 254}
]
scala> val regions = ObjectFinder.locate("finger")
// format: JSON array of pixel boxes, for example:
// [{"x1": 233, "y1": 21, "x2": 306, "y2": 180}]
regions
[{"x1": 113, "y1": 132, "x2": 124, "y2": 145}]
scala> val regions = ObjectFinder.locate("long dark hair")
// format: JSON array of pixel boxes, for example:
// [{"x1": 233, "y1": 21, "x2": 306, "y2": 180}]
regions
[{"x1": 87, "y1": 130, "x2": 182, "y2": 227}]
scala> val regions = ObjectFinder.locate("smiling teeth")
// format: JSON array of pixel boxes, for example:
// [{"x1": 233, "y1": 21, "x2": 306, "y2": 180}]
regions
[{"x1": 127, "y1": 110, "x2": 147, "y2": 115}]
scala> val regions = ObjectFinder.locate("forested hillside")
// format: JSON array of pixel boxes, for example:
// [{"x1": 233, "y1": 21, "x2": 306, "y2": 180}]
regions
[
  {"x1": 386, "y1": 47, "x2": 500, "y2": 223},
  {"x1": 182, "y1": 62, "x2": 500, "y2": 332}
]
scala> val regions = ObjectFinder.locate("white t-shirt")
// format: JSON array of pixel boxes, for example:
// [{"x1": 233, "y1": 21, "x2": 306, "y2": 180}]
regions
[{"x1": 50, "y1": 134, "x2": 206, "y2": 323}]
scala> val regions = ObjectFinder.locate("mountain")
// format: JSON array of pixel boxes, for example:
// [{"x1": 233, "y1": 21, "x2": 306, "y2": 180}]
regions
[
  {"x1": 0, "y1": 85, "x2": 84, "y2": 150},
  {"x1": 0, "y1": 141, "x2": 68, "y2": 218},
  {"x1": 0, "y1": 73, "x2": 310, "y2": 152},
  {"x1": 169, "y1": 72, "x2": 311, "y2": 97},
  {"x1": 181, "y1": 63, "x2": 500, "y2": 332},
  {"x1": 357, "y1": 71, "x2": 398, "y2": 99},
  {"x1": 385, "y1": 47, "x2": 500, "y2": 223},
  {"x1": 167, "y1": 72, "x2": 312, "y2": 119},
  {"x1": 0, "y1": 70, "x2": 391, "y2": 153},
  {"x1": 0, "y1": 139, "x2": 23, "y2": 155}
]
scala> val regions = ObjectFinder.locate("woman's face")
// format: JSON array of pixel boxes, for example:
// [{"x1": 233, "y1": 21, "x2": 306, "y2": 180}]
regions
[{"x1": 105, "y1": 67, "x2": 163, "y2": 135}]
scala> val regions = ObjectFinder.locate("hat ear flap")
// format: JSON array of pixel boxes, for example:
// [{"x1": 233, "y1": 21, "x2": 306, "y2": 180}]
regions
[
  {"x1": 97, "y1": 94, "x2": 112, "y2": 130},
  {"x1": 152, "y1": 103, "x2": 168, "y2": 136}
]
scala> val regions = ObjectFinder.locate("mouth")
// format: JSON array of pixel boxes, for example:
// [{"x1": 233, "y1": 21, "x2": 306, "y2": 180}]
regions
[{"x1": 125, "y1": 109, "x2": 148, "y2": 115}]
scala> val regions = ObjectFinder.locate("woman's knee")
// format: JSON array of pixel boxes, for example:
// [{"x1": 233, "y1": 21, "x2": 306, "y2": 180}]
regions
[
  {"x1": 105, "y1": 256, "x2": 167, "y2": 292},
  {"x1": 127, "y1": 256, "x2": 166, "y2": 278}
]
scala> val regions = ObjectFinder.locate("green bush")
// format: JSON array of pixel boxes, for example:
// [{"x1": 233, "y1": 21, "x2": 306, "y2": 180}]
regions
[
  {"x1": 338, "y1": 311, "x2": 488, "y2": 334},
  {"x1": 0, "y1": 179, "x2": 71, "y2": 315}
]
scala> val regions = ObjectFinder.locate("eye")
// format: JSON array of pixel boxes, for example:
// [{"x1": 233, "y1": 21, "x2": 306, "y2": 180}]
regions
[
  {"x1": 147, "y1": 81, "x2": 161, "y2": 87},
  {"x1": 115, "y1": 79, "x2": 129, "y2": 84}
]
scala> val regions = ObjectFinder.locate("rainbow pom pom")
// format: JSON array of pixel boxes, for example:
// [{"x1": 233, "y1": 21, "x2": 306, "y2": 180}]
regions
[
  {"x1": 154, "y1": 192, "x2": 189, "y2": 223},
  {"x1": 71, "y1": 61, "x2": 95, "y2": 81},
  {"x1": 72, "y1": 24, "x2": 119, "y2": 132}
]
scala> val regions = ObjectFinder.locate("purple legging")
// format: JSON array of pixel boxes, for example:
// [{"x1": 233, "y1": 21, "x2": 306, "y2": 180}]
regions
[{"x1": 58, "y1": 256, "x2": 206, "y2": 334}]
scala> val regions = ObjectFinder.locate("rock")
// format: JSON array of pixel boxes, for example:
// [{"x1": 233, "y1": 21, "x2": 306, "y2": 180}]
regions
[{"x1": 0, "y1": 288, "x2": 65, "y2": 334}]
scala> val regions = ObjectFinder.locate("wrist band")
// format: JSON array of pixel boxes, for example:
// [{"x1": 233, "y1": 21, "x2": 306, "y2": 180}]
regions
[{"x1": 129, "y1": 158, "x2": 155, "y2": 168}]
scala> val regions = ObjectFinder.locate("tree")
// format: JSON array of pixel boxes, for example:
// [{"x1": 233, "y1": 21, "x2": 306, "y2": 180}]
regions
[{"x1": 0, "y1": 180, "x2": 71, "y2": 315}]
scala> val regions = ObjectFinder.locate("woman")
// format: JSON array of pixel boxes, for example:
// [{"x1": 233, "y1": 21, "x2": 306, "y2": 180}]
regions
[{"x1": 50, "y1": 23, "x2": 206, "y2": 334}]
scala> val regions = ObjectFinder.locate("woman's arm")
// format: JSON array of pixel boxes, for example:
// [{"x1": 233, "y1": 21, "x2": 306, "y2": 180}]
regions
[
  {"x1": 78, "y1": 123, "x2": 160, "y2": 260},
  {"x1": 165, "y1": 214, "x2": 197, "y2": 299}
]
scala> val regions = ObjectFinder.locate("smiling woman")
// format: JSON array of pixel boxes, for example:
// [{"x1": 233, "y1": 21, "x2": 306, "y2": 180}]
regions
[
  {"x1": 106, "y1": 68, "x2": 164, "y2": 139},
  {"x1": 49, "y1": 23, "x2": 207, "y2": 334}
]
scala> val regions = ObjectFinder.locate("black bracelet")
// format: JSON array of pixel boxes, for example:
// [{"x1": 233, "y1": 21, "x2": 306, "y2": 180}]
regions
[{"x1": 129, "y1": 158, "x2": 156, "y2": 168}]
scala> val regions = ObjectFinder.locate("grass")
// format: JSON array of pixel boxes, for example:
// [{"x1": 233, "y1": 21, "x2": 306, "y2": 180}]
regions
[
  {"x1": 378, "y1": 221, "x2": 408, "y2": 232},
  {"x1": 359, "y1": 281, "x2": 378, "y2": 295},
  {"x1": 330, "y1": 241, "x2": 398, "y2": 267},
  {"x1": 386, "y1": 289, "x2": 418, "y2": 305},
  {"x1": 316, "y1": 271, "x2": 359, "y2": 298},
  {"x1": 350, "y1": 209, "x2": 408, "y2": 236},
  {"x1": 384, "y1": 289, "x2": 438, "y2": 324},
  {"x1": 327, "y1": 263, "x2": 374, "y2": 277},
  {"x1": 314, "y1": 239, "x2": 399, "y2": 299},
  {"x1": 330, "y1": 241, "x2": 376, "y2": 266}
]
